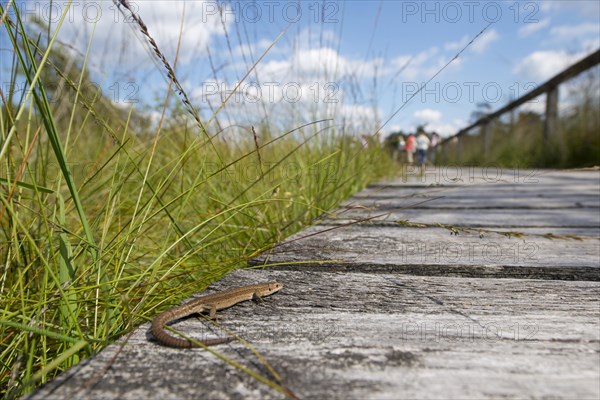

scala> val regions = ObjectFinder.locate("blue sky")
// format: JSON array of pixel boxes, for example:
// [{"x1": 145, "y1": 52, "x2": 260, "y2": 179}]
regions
[{"x1": 3, "y1": 1, "x2": 599, "y2": 137}]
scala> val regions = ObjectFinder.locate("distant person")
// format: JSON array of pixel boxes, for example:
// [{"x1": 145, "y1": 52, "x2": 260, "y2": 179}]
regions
[
  {"x1": 416, "y1": 129, "x2": 430, "y2": 167},
  {"x1": 405, "y1": 133, "x2": 415, "y2": 164},
  {"x1": 398, "y1": 136, "x2": 406, "y2": 151},
  {"x1": 397, "y1": 136, "x2": 406, "y2": 163},
  {"x1": 429, "y1": 132, "x2": 440, "y2": 164}
]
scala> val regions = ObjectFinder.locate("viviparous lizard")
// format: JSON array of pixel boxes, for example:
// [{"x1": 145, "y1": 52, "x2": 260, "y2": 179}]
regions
[{"x1": 151, "y1": 282, "x2": 283, "y2": 348}]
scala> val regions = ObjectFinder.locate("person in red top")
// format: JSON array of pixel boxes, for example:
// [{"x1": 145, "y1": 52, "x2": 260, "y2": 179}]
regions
[{"x1": 405, "y1": 133, "x2": 415, "y2": 164}]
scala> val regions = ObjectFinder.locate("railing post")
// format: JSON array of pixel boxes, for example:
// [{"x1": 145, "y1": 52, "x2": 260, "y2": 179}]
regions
[
  {"x1": 442, "y1": 143, "x2": 448, "y2": 164},
  {"x1": 481, "y1": 121, "x2": 490, "y2": 160},
  {"x1": 544, "y1": 85, "x2": 563, "y2": 163},
  {"x1": 544, "y1": 85, "x2": 559, "y2": 140}
]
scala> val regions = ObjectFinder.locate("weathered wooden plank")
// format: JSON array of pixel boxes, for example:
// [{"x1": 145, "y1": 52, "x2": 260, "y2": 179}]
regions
[
  {"x1": 251, "y1": 226, "x2": 599, "y2": 280},
  {"x1": 27, "y1": 270, "x2": 600, "y2": 400},
  {"x1": 342, "y1": 194, "x2": 600, "y2": 209},
  {"x1": 329, "y1": 170, "x2": 600, "y2": 227},
  {"x1": 324, "y1": 208, "x2": 600, "y2": 228},
  {"x1": 343, "y1": 184, "x2": 600, "y2": 209},
  {"x1": 370, "y1": 168, "x2": 599, "y2": 189},
  {"x1": 353, "y1": 184, "x2": 600, "y2": 197}
]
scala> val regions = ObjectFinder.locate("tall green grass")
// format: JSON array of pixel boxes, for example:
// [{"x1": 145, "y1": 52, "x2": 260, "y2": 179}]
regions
[{"x1": 0, "y1": 4, "x2": 395, "y2": 397}]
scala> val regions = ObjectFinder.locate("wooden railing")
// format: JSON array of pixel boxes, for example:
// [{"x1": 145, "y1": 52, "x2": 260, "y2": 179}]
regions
[{"x1": 439, "y1": 49, "x2": 600, "y2": 161}]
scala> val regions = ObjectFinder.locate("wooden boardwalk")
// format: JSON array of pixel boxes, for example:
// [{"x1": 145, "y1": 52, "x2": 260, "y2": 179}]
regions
[{"x1": 28, "y1": 168, "x2": 599, "y2": 399}]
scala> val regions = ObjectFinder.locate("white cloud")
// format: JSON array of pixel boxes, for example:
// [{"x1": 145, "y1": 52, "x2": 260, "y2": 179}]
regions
[
  {"x1": 180, "y1": 25, "x2": 390, "y2": 134},
  {"x1": 229, "y1": 27, "x2": 378, "y2": 84},
  {"x1": 337, "y1": 104, "x2": 381, "y2": 132},
  {"x1": 54, "y1": 1, "x2": 230, "y2": 75},
  {"x1": 390, "y1": 46, "x2": 462, "y2": 81},
  {"x1": 231, "y1": 39, "x2": 274, "y2": 59},
  {"x1": 410, "y1": 109, "x2": 463, "y2": 136},
  {"x1": 429, "y1": 119, "x2": 466, "y2": 137},
  {"x1": 189, "y1": 46, "x2": 385, "y2": 135},
  {"x1": 414, "y1": 109, "x2": 442, "y2": 123},
  {"x1": 384, "y1": 124, "x2": 403, "y2": 135},
  {"x1": 410, "y1": 118, "x2": 465, "y2": 137},
  {"x1": 550, "y1": 23, "x2": 600, "y2": 42},
  {"x1": 582, "y1": 38, "x2": 600, "y2": 52},
  {"x1": 444, "y1": 35, "x2": 469, "y2": 52},
  {"x1": 513, "y1": 50, "x2": 588, "y2": 81},
  {"x1": 518, "y1": 18, "x2": 551, "y2": 37},
  {"x1": 470, "y1": 29, "x2": 499, "y2": 54},
  {"x1": 441, "y1": 30, "x2": 499, "y2": 57},
  {"x1": 538, "y1": 22, "x2": 600, "y2": 53},
  {"x1": 256, "y1": 45, "x2": 385, "y2": 84},
  {"x1": 540, "y1": 1, "x2": 600, "y2": 17}
]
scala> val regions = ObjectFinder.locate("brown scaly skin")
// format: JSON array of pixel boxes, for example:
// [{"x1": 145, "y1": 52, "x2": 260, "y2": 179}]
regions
[{"x1": 150, "y1": 282, "x2": 283, "y2": 348}]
